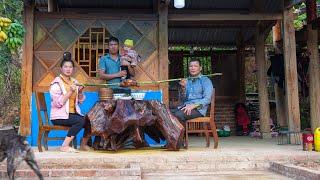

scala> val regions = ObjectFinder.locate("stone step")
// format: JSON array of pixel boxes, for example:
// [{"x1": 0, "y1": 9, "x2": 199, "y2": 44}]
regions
[
  {"x1": 0, "y1": 158, "x2": 270, "y2": 179},
  {"x1": 1, "y1": 151, "x2": 314, "y2": 173},
  {"x1": 1, "y1": 168, "x2": 292, "y2": 180},
  {"x1": 142, "y1": 170, "x2": 292, "y2": 180},
  {"x1": 0, "y1": 157, "x2": 269, "y2": 173},
  {"x1": 0, "y1": 163, "x2": 141, "y2": 179}
]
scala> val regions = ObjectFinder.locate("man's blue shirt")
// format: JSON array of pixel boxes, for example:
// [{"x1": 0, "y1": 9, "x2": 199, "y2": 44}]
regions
[
  {"x1": 184, "y1": 75, "x2": 214, "y2": 116},
  {"x1": 98, "y1": 53, "x2": 121, "y2": 84}
]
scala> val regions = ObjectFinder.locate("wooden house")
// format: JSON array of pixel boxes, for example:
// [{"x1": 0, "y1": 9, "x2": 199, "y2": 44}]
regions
[{"x1": 21, "y1": 0, "x2": 314, "y2": 144}]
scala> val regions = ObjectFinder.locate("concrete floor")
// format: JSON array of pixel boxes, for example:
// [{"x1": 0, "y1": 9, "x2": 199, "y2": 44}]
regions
[{"x1": 34, "y1": 136, "x2": 317, "y2": 158}]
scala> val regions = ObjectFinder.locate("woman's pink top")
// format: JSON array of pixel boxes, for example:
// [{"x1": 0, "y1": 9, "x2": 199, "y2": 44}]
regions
[{"x1": 49, "y1": 76, "x2": 85, "y2": 120}]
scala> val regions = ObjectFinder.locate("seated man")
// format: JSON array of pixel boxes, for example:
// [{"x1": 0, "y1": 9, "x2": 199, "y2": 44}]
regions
[{"x1": 172, "y1": 58, "x2": 214, "y2": 122}]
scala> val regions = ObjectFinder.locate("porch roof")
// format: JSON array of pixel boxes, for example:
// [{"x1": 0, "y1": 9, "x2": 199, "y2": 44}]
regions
[
  {"x1": 34, "y1": 0, "x2": 303, "y2": 47},
  {"x1": 35, "y1": 0, "x2": 297, "y2": 12}
]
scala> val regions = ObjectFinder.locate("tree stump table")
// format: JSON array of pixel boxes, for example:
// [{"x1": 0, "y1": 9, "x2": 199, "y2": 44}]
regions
[{"x1": 85, "y1": 100, "x2": 185, "y2": 151}]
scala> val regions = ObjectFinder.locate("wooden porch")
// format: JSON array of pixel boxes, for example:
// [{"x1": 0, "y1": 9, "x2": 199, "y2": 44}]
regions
[{"x1": 19, "y1": 0, "x2": 320, "y2": 143}]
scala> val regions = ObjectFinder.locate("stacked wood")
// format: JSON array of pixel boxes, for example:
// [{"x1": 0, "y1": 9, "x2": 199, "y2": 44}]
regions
[{"x1": 85, "y1": 100, "x2": 184, "y2": 151}]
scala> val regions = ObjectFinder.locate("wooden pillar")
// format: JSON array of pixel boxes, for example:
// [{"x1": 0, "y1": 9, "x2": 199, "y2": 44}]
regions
[
  {"x1": 283, "y1": 9, "x2": 301, "y2": 137},
  {"x1": 20, "y1": 1, "x2": 34, "y2": 136},
  {"x1": 158, "y1": 1, "x2": 169, "y2": 105},
  {"x1": 256, "y1": 24, "x2": 271, "y2": 138},
  {"x1": 272, "y1": 21, "x2": 287, "y2": 127},
  {"x1": 306, "y1": 0, "x2": 320, "y2": 131},
  {"x1": 236, "y1": 31, "x2": 245, "y2": 103},
  {"x1": 48, "y1": 0, "x2": 57, "y2": 12}
]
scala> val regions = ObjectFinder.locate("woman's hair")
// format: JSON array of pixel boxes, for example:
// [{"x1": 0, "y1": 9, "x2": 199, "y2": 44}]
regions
[{"x1": 60, "y1": 52, "x2": 74, "y2": 67}]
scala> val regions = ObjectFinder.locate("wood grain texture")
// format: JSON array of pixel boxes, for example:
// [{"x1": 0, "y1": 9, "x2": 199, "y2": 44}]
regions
[
  {"x1": 283, "y1": 9, "x2": 301, "y2": 134},
  {"x1": 255, "y1": 24, "x2": 271, "y2": 138},
  {"x1": 20, "y1": 3, "x2": 34, "y2": 136},
  {"x1": 158, "y1": 3, "x2": 169, "y2": 105}
]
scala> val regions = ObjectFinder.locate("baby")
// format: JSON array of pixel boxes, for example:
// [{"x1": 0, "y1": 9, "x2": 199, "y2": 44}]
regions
[{"x1": 120, "y1": 39, "x2": 140, "y2": 67}]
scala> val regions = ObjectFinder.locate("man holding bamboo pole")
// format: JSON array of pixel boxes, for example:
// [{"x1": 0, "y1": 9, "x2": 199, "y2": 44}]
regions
[{"x1": 172, "y1": 58, "x2": 214, "y2": 122}]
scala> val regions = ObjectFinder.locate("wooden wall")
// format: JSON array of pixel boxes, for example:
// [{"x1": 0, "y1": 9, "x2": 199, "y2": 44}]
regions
[
  {"x1": 212, "y1": 53, "x2": 239, "y2": 98},
  {"x1": 32, "y1": 13, "x2": 160, "y2": 92}
]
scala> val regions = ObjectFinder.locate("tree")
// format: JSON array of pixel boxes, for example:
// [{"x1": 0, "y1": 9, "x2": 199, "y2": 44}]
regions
[{"x1": 0, "y1": 0, "x2": 23, "y2": 126}]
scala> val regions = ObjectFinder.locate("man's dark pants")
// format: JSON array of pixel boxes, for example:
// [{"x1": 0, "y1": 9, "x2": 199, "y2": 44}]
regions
[{"x1": 171, "y1": 108, "x2": 203, "y2": 122}]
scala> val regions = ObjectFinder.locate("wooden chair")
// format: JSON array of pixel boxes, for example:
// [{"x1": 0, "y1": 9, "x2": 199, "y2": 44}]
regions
[
  {"x1": 35, "y1": 91, "x2": 77, "y2": 152},
  {"x1": 185, "y1": 90, "x2": 219, "y2": 149}
]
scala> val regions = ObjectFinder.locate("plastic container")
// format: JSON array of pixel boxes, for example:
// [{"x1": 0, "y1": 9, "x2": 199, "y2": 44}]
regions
[
  {"x1": 217, "y1": 129, "x2": 231, "y2": 137},
  {"x1": 314, "y1": 127, "x2": 320, "y2": 152},
  {"x1": 302, "y1": 131, "x2": 314, "y2": 151}
]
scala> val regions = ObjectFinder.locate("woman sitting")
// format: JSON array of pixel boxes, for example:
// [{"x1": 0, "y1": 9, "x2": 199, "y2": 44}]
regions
[{"x1": 49, "y1": 52, "x2": 91, "y2": 152}]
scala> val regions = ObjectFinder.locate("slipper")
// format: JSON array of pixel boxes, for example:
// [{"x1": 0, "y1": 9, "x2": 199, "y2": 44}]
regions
[{"x1": 60, "y1": 147, "x2": 80, "y2": 153}]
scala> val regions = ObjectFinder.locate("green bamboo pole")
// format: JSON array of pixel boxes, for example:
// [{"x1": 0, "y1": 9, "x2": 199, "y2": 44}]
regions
[{"x1": 77, "y1": 73, "x2": 222, "y2": 87}]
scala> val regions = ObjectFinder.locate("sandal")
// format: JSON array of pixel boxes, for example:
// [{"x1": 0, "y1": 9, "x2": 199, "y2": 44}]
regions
[{"x1": 60, "y1": 147, "x2": 80, "y2": 153}]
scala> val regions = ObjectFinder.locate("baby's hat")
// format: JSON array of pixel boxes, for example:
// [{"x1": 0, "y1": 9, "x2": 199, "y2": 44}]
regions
[{"x1": 124, "y1": 39, "x2": 134, "y2": 47}]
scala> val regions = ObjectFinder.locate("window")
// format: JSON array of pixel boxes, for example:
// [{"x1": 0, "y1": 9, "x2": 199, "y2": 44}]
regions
[{"x1": 73, "y1": 28, "x2": 111, "y2": 77}]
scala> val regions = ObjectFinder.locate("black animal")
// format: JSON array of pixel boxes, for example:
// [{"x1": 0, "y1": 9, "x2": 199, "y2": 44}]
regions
[{"x1": 0, "y1": 128, "x2": 43, "y2": 180}]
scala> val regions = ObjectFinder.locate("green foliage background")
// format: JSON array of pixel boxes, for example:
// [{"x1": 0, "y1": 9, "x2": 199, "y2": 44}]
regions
[{"x1": 0, "y1": 0, "x2": 23, "y2": 126}]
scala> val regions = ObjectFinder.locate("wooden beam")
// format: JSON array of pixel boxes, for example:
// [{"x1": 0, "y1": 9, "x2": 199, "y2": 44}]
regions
[
  {"x1": 59, "y1": 8, "x2": 154, "y2": 14},
  {"x1": 34, "y1": 12, "x2": 157, "y2": 20},
  {"x1": 283, "y1": 9, "x2": 301, "y2": 138},
  {"x1": 256, "y1": 24, "x2": 271, "y2": 138},
  {"x1": 306, "y1": 0, "x2": 320, "y2": 132},
  {"x1": 48, "y1": 0, "x2": 57, "y2": 12},
  {"x1": 158, "y1": 1, "x2": 169, "y2": 105},
  {"x1": 169, "y1": 20, "x2": 261, "y2": 28},
  {"x1": 272, "y1": 21, "x2": 288, "y2": 127},
  {"x1": 168, "y1": 13, "x2": 283, "y2": 21},
  {"x1": 20, "y1": 2, "x2": 34, "y2": 136},
  {"x1": 169, "y1": 9, "x2": 251, "y2": 14}
]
